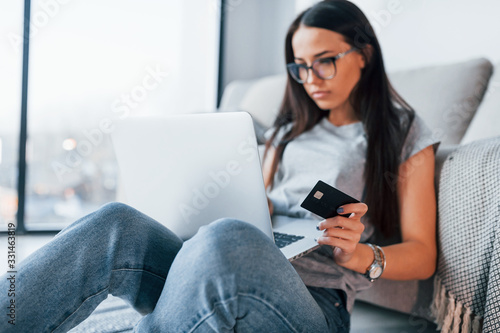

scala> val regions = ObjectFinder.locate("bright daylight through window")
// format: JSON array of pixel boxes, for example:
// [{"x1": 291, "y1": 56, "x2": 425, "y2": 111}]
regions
[
  {"x1": 2, "y1": 0, "x2": 219, "y2": 231},
  {"x1": 0, "y1": 2, "x2": 23, "y2": 231}
]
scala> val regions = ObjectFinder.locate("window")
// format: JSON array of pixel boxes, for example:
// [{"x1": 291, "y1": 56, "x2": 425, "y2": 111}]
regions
[
  {"x1": 5, "y1": 0, "x2": 220, "y2": 231},
  {"x1": 0, "y1": 2, "x2": 24, "y2": 231}
]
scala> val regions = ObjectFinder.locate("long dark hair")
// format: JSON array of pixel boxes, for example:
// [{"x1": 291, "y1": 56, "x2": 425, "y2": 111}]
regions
[{"x1": 264, "y1": 0, "x2": 415, "y2": 238}]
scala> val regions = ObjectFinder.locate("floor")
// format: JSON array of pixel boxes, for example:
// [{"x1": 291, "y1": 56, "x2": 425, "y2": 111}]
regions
[
  {"x1": 350, "y1": 301, "x2": 439, "y2": 332},
  {"x1": 1, "y1": 234, "x2": 440, "y2": 332}
]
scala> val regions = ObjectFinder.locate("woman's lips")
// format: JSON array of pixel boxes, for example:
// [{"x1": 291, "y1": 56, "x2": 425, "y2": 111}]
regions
[{"x1": 311, "y1": 91, "x2": 330, "y2": 99}]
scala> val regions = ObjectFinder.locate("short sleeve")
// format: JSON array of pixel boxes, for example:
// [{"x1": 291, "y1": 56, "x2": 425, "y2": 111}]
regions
[
  {"x1": 401, "y1": 114, "x2": 441, "y2": 162},
  {"x1": 264, "y1": 123, "x2": 294, "y2": 147}
]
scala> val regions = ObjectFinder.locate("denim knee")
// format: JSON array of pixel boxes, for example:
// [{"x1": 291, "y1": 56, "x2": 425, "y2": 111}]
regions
[
  {"x1": 92, "y1": 202, "x2": 145, "y2": 230},
  {"x1": 182, "y1": 218, "x2": 273, "y2": 264},
  {"x1": 198, "y1": 218, "x2": 268, "y2": 244},
  {"x1": 55, "y1": 202, "x2": 153, "y2": 243},
  {"x1": 97, "y1": 201, "x2": 137, "y2": 219}
]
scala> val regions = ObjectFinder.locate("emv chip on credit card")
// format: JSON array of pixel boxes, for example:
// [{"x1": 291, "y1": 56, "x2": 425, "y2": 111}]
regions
[{"x1": 300, "y1": 180, "x2": 360, "y2": 219}]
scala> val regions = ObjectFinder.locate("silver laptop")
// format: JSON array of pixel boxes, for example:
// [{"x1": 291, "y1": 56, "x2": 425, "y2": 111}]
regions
[{"x1": 111, "y1": 112, "x2": 321, "y2": 261}]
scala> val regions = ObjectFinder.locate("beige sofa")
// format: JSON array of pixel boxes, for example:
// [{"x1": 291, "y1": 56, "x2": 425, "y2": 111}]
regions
[{"x1": 218, "y1": 57, "x2": 499, "y2": 325}]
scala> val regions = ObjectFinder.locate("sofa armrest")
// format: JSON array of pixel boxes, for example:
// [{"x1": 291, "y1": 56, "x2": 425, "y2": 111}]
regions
[
  {"x1": 218, "y1": 74, "x2": 286, "y2": 129},
  {"x1": 434, "y1": 145, "x2": 459, "y2": 195},
  {"x1": 219, "y1": 79, "x2": 258, "y2": 112},
  {"x1": 433, "y1": 137, "x2": 500, "y2": 330}
]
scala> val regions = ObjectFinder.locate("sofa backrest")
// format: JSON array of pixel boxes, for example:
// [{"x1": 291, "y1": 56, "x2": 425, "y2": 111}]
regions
[
  {"x1": 219, "y1": 58, "x2": 494, "y2": 145},
  {"x1": 388, "y1": 58, "x2": 493, "y2": 145},
  {"x1": 219, "y1": 74, "x2": 286, "y2": 130},
  {"x1": 461, "y1": 62, "x2": 500, "y2": 144}
]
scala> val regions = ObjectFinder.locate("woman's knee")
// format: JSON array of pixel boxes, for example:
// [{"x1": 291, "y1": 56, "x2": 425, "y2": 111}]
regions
[
  {"x1": 97, "y1": 201, "x2": 136, "y2": 218},
  {"x1": 90, "y1": 202, "x2": 143, "y2": 231},
  {"x1": 56, "y1": 202, "x2": 153, "y2": 242},
  {"x1": 96, "y1": 202, "x2": 178, "y2": 242},
  {"x1": 60, "y1": 202, "x2": 182, "y2": 265},
  {"x1": 183, "y1": 218, "x2": 273, "y2": 263},
  {"x1": 168, "y1": 218, "x2": 282, "y2": 286},
  {"x1": 198, "y1": 218, "x2": 269, "y2": 243}
]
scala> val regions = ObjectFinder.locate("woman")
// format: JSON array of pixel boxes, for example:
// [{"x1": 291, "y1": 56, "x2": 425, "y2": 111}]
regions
[{"x1": 1, "y1": 1, "x2": 439, "y2": 332}]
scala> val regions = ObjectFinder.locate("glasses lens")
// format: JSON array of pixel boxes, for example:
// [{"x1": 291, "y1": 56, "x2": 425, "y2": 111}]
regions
[
  {"x1": 313, "y1": 58, "x2": 336, "y2": 79},
  {"x1": 287, "y1": 64, "x2": 307, "y2": 83}
]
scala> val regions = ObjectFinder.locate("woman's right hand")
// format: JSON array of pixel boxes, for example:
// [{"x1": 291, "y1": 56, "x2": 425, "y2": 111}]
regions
[{"x1": 316, "y1": 203, "x2": 367, "y2": 265}]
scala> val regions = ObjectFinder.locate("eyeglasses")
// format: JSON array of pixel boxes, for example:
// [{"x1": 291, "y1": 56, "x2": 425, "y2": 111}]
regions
[{"x1": 287, "y1": 47, "x2": 358, "y2": 84}]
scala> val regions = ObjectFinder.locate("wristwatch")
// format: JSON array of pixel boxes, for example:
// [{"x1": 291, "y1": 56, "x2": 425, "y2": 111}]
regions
[{"x1": 364, "y1": 243, "x2": 385, "y2": 282}]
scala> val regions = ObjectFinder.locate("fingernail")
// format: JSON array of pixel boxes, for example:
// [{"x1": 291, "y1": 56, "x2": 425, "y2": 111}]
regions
[
  {"x1": 314, "y1": 238, "x2": 318, "y2": 242},
  {"x1": 337, "y1": 207, "x2": 344, "y2": 214},
  {"x1": 316, "y1": 224, "x2": 320, "y2": 230}
]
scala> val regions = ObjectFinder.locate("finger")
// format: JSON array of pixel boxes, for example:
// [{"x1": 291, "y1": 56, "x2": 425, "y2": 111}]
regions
[
  {"x1": 316, "y1": 237, "x2": 357, "y2": 254},
  {"x1": 323, "y1": 228, "x2": 352, "y2": 239},
  {"x1": 336, "y1": 202, "x2": 368, "y2": 216},
  {"x1": 317, "y1": 217, "x2": 343, "y2": 230},
  {"x1": 318, "y1": 217, "x2": 364, "y2": 232},
  {"x1": 322, "y1": 228, "x2": 361, "y2": 243}
]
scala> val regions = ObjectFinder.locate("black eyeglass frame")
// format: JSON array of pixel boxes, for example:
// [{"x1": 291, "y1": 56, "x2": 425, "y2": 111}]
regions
[{"x1": 286, "y1": 47, "x2": 359, "y2": 84}]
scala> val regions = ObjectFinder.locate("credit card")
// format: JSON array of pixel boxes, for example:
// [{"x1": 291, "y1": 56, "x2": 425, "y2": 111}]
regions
[{"x1": 300, "y1": 180, "x2": 360, "y2": 219}]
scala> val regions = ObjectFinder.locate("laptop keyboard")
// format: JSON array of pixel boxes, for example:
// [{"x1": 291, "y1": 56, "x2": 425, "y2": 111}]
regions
[{"x1": 273, "y1": 232, "x2": 305, "y2": 248}]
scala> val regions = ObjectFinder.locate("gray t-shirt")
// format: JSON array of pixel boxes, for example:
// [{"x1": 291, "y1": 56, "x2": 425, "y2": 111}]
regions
[{"x1": 265, "y1": 114, "x2": 439, "y2": 312}]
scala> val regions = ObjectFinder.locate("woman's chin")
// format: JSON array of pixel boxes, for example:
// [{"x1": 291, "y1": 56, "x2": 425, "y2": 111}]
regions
[
  {"x1": 312, "y1": 98, "x2": 349, "y2": 114},
  {"x1": 314, "y1": 101, "x2": 335, "y2": 112}
]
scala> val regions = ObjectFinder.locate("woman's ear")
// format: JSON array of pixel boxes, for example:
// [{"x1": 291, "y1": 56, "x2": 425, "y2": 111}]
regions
[{"x1": 360, "y1": 44, "x2": 374, "y2": 69}]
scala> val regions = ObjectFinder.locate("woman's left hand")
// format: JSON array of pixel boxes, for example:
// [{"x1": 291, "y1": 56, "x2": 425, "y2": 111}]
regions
[{"x1": 316, "y1": 202, "x2": 368, "y2": 265}]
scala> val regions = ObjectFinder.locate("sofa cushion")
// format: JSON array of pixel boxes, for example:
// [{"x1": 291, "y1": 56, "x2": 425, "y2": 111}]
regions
[
  {"x1": 220, "y1": 58, "x2": 493, "y2": 146},
  {"x1": 219, "y1": 74, "x2": 287, "y2": 143},
  {"x1": 389, "y1": 58, "x2": 493, "y2": 145},
  {"x1": 461, "y1": 62, "x2": 500, "y2": 144},
  {"x1": 237, "y1": 74, "x2": 287, "y2": 129}
]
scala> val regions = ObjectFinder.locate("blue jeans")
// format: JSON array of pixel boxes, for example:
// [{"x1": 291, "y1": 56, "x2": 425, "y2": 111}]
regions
[{"x1": 1, "y1": 202, "x2": 350, "y2": 332}]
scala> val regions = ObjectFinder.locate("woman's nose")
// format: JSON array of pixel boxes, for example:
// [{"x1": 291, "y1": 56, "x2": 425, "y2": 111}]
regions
[{"x1": 305, "y1": 68, "x2": 321, "y2": 85}]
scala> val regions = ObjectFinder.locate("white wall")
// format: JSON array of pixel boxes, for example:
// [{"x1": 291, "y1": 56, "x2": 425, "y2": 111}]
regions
[
  {"x1": 354, "y1": 0, "x2": 500, "y2": 72},
  {"x1": 220, "y1": 0, "x2": 296, "y2": 92},
  {"x1": 221, "y1": 0, "x2": 499, "y2": 89}
]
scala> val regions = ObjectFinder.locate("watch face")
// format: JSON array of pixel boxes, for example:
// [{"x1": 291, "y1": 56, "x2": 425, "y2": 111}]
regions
[{"x1": 369, "y1": 266, "x2": 383, "y2": 279}]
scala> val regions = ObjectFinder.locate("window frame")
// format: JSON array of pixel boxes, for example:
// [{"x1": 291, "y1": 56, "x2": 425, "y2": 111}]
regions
[{"x1": 8, "y1": 0, "x2": 225, "y2": 234}]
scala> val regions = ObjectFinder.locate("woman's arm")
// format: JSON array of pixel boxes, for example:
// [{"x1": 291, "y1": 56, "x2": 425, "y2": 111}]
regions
[{"x1": 317, "y1": 145, "x2": 437, "y2": 280}]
